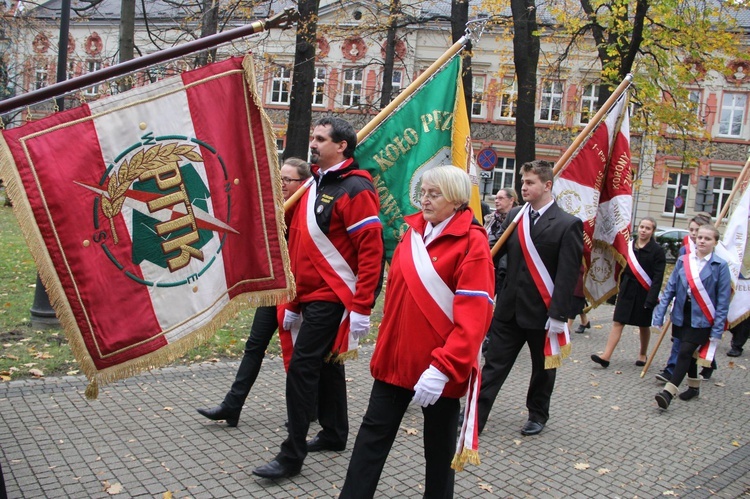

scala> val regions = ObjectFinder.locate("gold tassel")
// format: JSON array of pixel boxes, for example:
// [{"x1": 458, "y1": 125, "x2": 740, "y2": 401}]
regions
[
  {"x1": 545, "y1": 354, "x2": 562, "y2": 370},
  {"x1": 450, "y1": 449, "x2": 481, "y2": 472},
  {"x1": 560, "y1": 342, "x2": 572, "y2": 360},
  {"x1": 85, "y1": 378, "x2": 99, "y2": 400}
]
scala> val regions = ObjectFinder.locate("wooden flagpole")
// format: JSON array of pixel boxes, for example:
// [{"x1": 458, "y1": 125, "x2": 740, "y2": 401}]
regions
[
  {"x1": 641, "y1": 154, "x2": 750, "y2": 377},
  {"x1": 284, "y1": 37, "x2": 469, "y2": 212},
  {"x1": 490, "y1": 74, "x2": 634, "y2": 258},
  {"x1": 0, "y1": 9, "x2": 298, "y2": 114}
]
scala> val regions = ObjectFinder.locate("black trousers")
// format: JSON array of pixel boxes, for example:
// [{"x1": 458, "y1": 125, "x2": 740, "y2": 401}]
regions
[
  {"x1": 731, "y1": 318, "x2": 750, "y2": 349},
  {"x1": 478, "y1": 312, "x2": 556, "y2": 433},
  {"x1": 340, "y1": 380, "x2": 458, "y2": 499},
  {"x1": 222, "y1": 306, "x2": 278, "y2": 412},
  {"x1": 670, "y1": 339, "x2": 701, "y2": 388},
  {"x1": 277, "y1": 301, "x2": 348, "y2": 467}
]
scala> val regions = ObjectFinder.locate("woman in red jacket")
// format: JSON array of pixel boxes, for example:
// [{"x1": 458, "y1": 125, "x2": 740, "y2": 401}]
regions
[{"x1": 339, "y1": 166, "x2": 495, "y2": 499}]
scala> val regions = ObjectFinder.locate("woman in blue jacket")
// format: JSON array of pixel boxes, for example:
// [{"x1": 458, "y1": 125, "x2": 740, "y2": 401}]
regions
[{"x1": 651, "y1": 225, "x2": 732, "y2": 409}]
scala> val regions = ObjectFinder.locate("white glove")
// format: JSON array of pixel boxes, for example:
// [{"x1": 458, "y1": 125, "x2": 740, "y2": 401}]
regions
[
  {"x1": 412, "y1": 365, "x2": 449, "y2": 407},
  {"x1": 349, "y1": 311, "x2": 370, "y2": 340},
  {"x1": 545, "y1": 317, "x2": 566, "y2": 336},
  {"x1": 651, "y1": 320, "x2": 663, "y2": 329},
  {"x1": 283, "y1": 310, "x2": 301, "y2": 331}
]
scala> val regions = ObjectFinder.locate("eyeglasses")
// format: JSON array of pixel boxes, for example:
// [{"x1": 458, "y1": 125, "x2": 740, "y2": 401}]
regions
[
  {"x1": 281, "y1": 177, "x2": 303, "y2": 184},
  {"x1": 419, "y1": 191, "x2": 443, "y2": 201}
]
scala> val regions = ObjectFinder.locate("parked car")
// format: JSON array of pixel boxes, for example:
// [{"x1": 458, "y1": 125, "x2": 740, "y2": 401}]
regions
[{"x1": 654, "y1": 228, "x2": 689, "y2": 262}]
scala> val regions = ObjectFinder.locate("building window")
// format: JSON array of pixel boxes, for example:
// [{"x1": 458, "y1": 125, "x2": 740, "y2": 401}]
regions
[
  {"x1": 718, "y1": 92, "x2": 746, "y2": 137},
  {"x1": 711, "y1": 176, "x2": 734, "y2": 217},
  {"x1": 84, "y1": 60, "x2": 102, "y2": 96},
  {"x1": 492, "y1": 156, "x2": 516, "y2": 192},
  {"x1": 540, "y1": 81, "x2": 564, "y2": 122},
  {"x1": 391, "y1": 69, "x2": 403, "y2": 95},
  {"x1": 497, "y1": 77, "x2": 517, "y2": 120},
  {"x1": 471, "y1": 75, "x2": 485, "y2": 117},
  {"x1": 342, "y1": 68, "x2": 363, "y2": 107},
  {"x1": 663, "y1": 172, "x2": 690, "y2": 215},
  {"x1": 34, "y1": 64, "x2": 48, "y2": 90},
  {"x1": 66, "y1": 60, "x2": 77, "y2": 81},
  {"x1": 688, "y1": 90, "x2": 702, "y2": 119},
  {"x1": 270, "y1": 67, "x2": 291, "y2": 105},
  {"x1": 580, "y1": 83, "x2": 600, "y2": 124},
  {"x1": 312, "y1": 67, "x2": 326, "y2": 106}
]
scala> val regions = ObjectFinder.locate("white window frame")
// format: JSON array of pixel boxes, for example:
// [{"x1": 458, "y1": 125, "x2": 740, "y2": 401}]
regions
[
  {"x1": 84, "y1": 60, "x2": 102, "y2": 96},
  {"x1": 497, "y1": 76, "x2": 517, "y2": 120},
  {"x1": 342, "y1": 68, "x2": 363, "y2": 108},
  {"x1": 471, "y1": 75, "x2": 486, "y2": 118},
  {"x1": 312, "y1": 67, "x2": 326, "y2": 107},
  {"x1": 492, "y1": 156, "x2": 516, "y2": 192},
  {"x1": 711, "y1": 176, "x2": 734, "y2": 217},
  {"x1": 718, "y1": 92, "x2": 746, "y2": 137},
  {"x1": 34, "y1": 64, "x2": 48, "y2": 90},
  {"x1": 270, "y1": 67, "x2": 291, "y2": 105},
  {"x1": 540, "y1": 81, "x2": 564, "y2": 123},
  {"x1": 663, "y1": 171, "x2": 690, "y2": 215},
  {"x1": 579, "y1": 83, "x2": 600, "y2": 124},
  {"x1": 391, "y1": 69, "x2": 403, "y2": 96}
]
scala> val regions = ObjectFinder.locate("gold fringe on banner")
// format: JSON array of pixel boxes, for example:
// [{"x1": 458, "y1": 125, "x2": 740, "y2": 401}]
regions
[{"x1": 451, "y1": 448, "x2": 481, "y2": 472}]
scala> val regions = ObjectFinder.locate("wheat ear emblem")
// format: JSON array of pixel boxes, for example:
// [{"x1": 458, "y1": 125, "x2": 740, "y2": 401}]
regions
[{"x1": 101, "y1": 143, "x2": 203, "y2": 244}]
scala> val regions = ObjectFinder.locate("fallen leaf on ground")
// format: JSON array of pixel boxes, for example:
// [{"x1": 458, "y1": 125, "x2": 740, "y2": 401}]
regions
[
  {"x1": 597, "y1": 468, "x2": 610, "y2": 474},
  {"x1": 163, "y1": 491, "x2": 173, "y2": 499},
  {"x1": 732, "y1": 441, "x2": 740, "y2": 447},
  {"x1": 402, "y1": 426, "x2": 418, "y2": 435},
  {"x1": 163, "y1": 407, "x2": 173, "y2": 411},
  {"x1": 478, "y1": 483, "x2": 493, "y2": 492},
  {"x1": 105, "y1": 482, "x2": 123, "y2": 495},
  {"x1": 513, "y1": 439, "x2": 522, "y2": 445},
  {"x1": 0, "y1": 375, "x2": 10, "y2": 381},
  {"x1": 714, "y1": 382, "x2": 726, "y2": 387},
  {"x1": 5, "y1": 354, "x2": 18, "y2": 360},
  {"x1": 663, "y1": 491, "x2": 677, "y2": 496},
  {"x1": 574, "y1": 462, "x2": 590, "y2": 470},
  {"x1": 67, "y1": 370, "x2": 79, "y2": 375},
  {"x1": 611, "y1": 406, "x2": 620, "y2": 410},
  {"x1": 592, "y1": 395, "x2": 601, "y2": 399},
  {"x1": 29, "y1": 368, "x2": 44, "y2": 377}
]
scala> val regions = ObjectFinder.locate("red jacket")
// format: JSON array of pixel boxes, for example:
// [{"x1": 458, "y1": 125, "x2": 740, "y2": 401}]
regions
[
  {"x1": 370, "y1": 209, "x2": 495, "y2": 398},
  {"x1": 287, "y1": 160, "x2": 384, "y2": 314}
]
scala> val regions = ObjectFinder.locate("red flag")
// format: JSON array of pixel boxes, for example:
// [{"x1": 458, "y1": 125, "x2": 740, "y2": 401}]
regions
[{"x1": 0, "y1": 56, "x2": 294, "y2": 397}]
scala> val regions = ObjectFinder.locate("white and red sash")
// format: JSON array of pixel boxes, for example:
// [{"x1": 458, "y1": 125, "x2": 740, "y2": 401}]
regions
[
  {"x1": 682, "y1": 254, "x2": 715, "y2": 325},
  {"x1": 627, "y1": 240, "x2": 652, "y2": 290},
  {"x1": 299, "y1": 179, "x2": 357, "y2": 360},
  {"x1": 683, "y1": 234, "x2": 695, "y2": 255},
  {"x1": 400, "y1": 228, "x2": 484, "y2": 471},
  {"x1": 517, "y1": 206, "x2": 571, "y2": 368}
]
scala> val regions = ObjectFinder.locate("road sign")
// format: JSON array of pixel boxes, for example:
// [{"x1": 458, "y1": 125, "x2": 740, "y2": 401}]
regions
[
  {"x1": 480, "y1": 170, "x2": 493, "y2": 179},
  {"x1": 477, "y1": 148, "x2": 497, "y2": 171},
  {"x1": 673, "y1": 195, "x2": 684, "y2": 209}
]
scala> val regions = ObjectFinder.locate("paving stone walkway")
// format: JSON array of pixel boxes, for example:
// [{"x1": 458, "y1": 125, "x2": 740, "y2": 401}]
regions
[{"x1": 1, "y1": 304, "x2": 748, "y2": 498}]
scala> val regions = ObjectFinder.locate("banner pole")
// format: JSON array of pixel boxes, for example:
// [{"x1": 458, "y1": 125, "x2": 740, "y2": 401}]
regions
[
  {"x1": 0, "y1": 9, "x2": 298, "y2": 114},
  {"x1": 357, "y1": 37, "x2": 468, "y2": 142}
]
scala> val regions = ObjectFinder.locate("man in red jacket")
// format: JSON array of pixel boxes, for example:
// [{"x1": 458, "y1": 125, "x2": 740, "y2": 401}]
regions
[{"x1": 253, "y1": 117, "x2": 384, "y2": 479}]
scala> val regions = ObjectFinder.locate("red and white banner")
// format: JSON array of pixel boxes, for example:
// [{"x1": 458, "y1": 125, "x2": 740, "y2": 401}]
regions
[
  {"x1": 0, "y1": 56, "x2": 293, "y2": 397},
  {"x1": 716, "y1": 183, "x2": 750, "y2": 327},
  {"x1": 554, "y1": 97, "x2": 632, "y2": 307}
]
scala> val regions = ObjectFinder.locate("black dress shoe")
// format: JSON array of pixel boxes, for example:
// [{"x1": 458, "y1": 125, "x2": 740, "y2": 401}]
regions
[
  {"x1": 252, "y1": 459, "x2": 301, "y2": 479},
  {"x1": 520, "y1": 420, "x2": 545, "y2": 436},
  {"x1": 574, "y1": 322, "x2": 591, "y2": 334},
  {"x1": 196, "y1": 405, "x2": 240, "y2": 427},
  {"x1": 727, "y1": 346, "x2": 742, "y2": 357},
  {"x1": 700, "y1": 368, "x2": 713, "y2": 380},
  {"x1": 307, "y1": 434, "x2": 346, "y2": 452},
  {"x1": 591, "y1": 354, "x2": 610, "y2": 368}
]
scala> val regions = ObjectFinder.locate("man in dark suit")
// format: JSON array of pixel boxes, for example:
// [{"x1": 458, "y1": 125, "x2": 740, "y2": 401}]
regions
[{"x1": 477, "y1": 160, "x2": 583, "y2": 436}]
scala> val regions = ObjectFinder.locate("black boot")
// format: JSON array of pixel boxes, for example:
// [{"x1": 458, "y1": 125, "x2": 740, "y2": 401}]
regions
[
  {"x1": 678, "y1": 377, "x2": 700, "y2": 401},
  {"x1": 655, "y1": 382, "x2": 678, "y2": 410},
  {"x1": 196, "y1": 405, "x2": 240, "y2": 427}
]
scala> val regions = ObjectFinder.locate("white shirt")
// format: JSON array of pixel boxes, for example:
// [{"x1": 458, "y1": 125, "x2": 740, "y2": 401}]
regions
[{"x1": 424, "y1": 214, "x2": 455, "y2": 246}]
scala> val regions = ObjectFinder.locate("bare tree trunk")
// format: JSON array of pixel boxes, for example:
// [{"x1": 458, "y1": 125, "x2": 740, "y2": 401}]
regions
[
  {"x1": 512, "y1": 0, "x2": 539, "y2": 194},
  {"x1": 118, "y1": 0, "x2": 135, "y2": 91},
  {"x1": 195, "y1": 0, "x2": 219, "y2": 67},
  {"x1": 283, "y1": 0, "x2": 319, "y2": 160},
  {"x1": 451, "y1": 0, "x2": 472, "y2": 115},
  {"x1": 380, "y1": 0, "x2": 400, "y2": 109}
]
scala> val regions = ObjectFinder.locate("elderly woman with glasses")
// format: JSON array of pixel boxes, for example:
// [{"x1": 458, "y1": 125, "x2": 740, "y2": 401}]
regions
[{"x1": 339, "y1": 166, "x2": 495, "y2": 498}]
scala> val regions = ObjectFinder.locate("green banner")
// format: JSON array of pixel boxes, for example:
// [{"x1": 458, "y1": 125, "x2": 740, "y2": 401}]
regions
[{"x1": 355, "y1": 56, "x2": 461, "y2": 259}]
